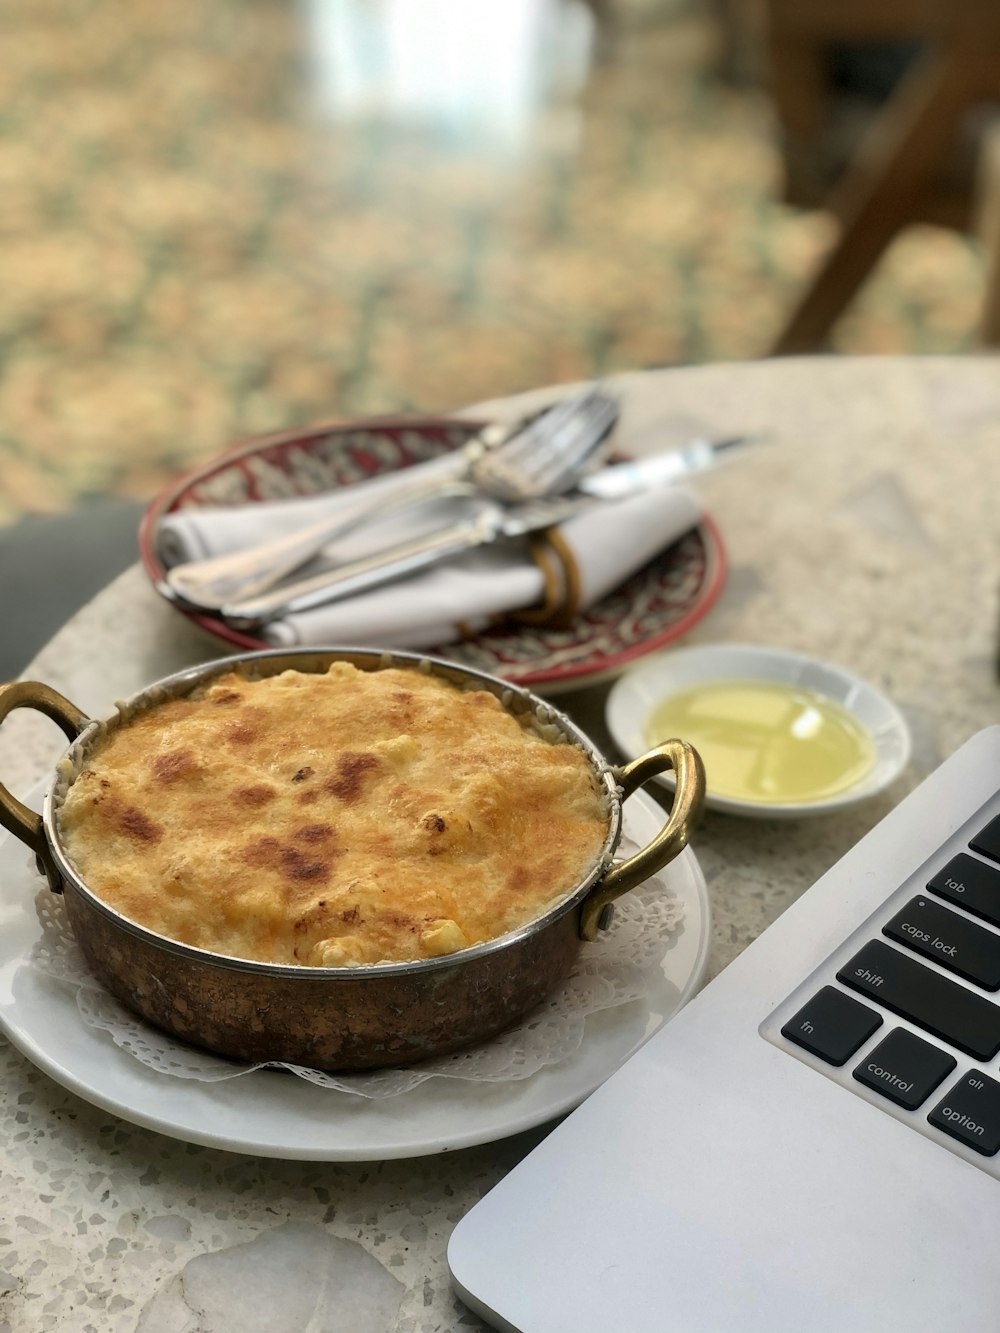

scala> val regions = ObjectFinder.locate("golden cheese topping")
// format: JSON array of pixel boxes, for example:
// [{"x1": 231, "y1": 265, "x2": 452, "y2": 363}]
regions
[{"x1": 57, "y1": 664, "x2": 609, "y2": 966}]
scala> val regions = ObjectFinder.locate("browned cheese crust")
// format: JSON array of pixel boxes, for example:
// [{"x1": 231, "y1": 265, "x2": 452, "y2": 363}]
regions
[{"x1": 57, "y1": 664, "x2": 609, "y2": 966}]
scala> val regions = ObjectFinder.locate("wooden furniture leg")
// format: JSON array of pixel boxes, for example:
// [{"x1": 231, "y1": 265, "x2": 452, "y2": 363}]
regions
[
  {"x1": 977, "y1": 121, "x2": 1000, "y2": 347},
  {"x1": 763, "y1": 28, "x2": 830, "y2": 204},
  {"x1": 770, "y1": 44, "x2": 989, "y2": 355}
]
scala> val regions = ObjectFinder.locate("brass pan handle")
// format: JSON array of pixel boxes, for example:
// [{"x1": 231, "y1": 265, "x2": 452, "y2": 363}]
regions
[
  {"x1": 579, "y1": 738, "x2": 705, "y2": 941},
  {"x1": 0, "y1": 681, "x2": 89, "y2": 890}
]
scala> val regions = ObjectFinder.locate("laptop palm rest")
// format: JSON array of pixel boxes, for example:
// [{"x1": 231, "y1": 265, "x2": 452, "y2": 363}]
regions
[{"x1": 448, "y1": 727, "x2": 1000, "y2": 1333}]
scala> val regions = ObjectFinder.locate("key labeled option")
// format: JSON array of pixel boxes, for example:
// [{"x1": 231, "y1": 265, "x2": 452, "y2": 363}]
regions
[
  {"x1": 929, "y1": 1071, "x2": 1000, "y2": 1156},
  {"x1": 853, "y1": 1027, "x2": 956, "y2": 1110},
  {"x1": 928, "y1": 853, "x2": 1000, "y2": 928},
  {"x1": 884, "y1": 897, "x2": 1000, "y2": 990},
  {"x1": 781, "y1": 986, "x2": 882, "y2": 1066},
  {"x1": 836, "y1": 940, "x2": 1000, "y2": 1061}
]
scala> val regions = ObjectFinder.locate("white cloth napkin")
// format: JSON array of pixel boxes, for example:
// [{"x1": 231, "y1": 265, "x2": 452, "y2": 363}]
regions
[
  {"x1": 156, "y1": 455, "x2": 464, "y2": 567},
  {"x1": 156, "y1": 474, "x2": 702, "y2": 651},
  {"x1": 266, "y1": 486, "x2": 700, "y2": 648}
]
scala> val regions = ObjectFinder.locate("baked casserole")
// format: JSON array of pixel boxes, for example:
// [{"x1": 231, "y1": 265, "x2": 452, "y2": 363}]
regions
[{"x1": 57, "y1": 663, "x2": 609, "y2": 967}]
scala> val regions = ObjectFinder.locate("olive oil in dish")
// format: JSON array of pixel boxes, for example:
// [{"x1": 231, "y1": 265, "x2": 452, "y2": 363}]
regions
[{"x1": 646, "y1": 679, "x2": 875, "y2": 806}]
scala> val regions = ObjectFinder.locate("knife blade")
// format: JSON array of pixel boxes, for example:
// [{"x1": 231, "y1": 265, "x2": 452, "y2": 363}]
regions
[{"x1": 221, "y1": 433, "x2": 758, "y2": 629}]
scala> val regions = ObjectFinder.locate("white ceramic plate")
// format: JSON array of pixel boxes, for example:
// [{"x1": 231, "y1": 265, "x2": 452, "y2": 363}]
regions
[
  {"x1": 0, "y1": 786, "x2": 710, "y2": 1161},
  {"x1": 606, "y1": 643, "x2": 912, "y2": 819}
]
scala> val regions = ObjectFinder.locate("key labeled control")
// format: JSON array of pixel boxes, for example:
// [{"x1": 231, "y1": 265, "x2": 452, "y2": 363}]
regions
[
  {"x1": 853, "y1": 1028, "x2": 956, "y2": 1110},
  {"x1": 883, "y1": 897, "x2": 1000, "y2": 990},
  {"x1": 928, "y1": 1071, "x2": 1000, "y2": 1156},
  {"x1": 837, "y1": 940, "x2": 1000, "y2": 1061},
  {"x1": 781, "y1": 986, "x2": 882, "y2": 1066}
]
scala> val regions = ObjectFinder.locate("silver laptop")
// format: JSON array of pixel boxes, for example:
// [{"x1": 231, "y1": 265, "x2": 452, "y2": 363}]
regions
[{"x1": 449, "y1": 726, "x2": 1000, "y2": 1332}]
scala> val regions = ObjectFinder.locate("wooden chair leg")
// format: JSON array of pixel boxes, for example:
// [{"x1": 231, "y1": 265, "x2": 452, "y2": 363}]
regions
[{"x1": 770, "y1": 45, "x2": 987, "y2": 356}]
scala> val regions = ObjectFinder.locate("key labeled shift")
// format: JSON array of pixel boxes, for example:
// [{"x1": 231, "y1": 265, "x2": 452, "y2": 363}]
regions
[
  {"x1": 884, "y1": 897, "x2": 1000, "y2": 990},
  {"x1": 837, "y1": 940, "x2": 1000, "y2": 1061}
]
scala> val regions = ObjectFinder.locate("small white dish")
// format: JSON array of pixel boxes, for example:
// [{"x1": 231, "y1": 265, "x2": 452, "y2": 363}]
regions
[{"x1": 606, "y1": 643, "x2": 911, "y2": 819}]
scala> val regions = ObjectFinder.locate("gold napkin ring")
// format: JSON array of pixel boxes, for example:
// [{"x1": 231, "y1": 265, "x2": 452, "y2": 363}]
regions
[
  {"x1": 512, "y1": 530, "x2": 583, "y2": 627},
  {"x1": 456, "y1": 528, "x2": 584, "y2": 639}
]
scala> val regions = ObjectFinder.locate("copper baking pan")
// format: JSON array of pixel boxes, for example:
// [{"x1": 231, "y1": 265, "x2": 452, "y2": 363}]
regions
[{"x1": 0, "y1": 649, "x2": 704, "y2": 1071}]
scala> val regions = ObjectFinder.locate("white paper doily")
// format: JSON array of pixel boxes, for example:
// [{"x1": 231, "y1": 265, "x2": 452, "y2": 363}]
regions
[{"x1": 29, "y1": 831, "x2": 685, "y2": 1100}]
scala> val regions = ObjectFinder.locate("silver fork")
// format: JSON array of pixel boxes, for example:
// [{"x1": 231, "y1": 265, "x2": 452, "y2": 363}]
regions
[
  {"x1": 164, "y1": 385, "x2": 619, "y2": 613},
  {"x1": 222, "y1": 492, "x2": 593, "y2": 628}
]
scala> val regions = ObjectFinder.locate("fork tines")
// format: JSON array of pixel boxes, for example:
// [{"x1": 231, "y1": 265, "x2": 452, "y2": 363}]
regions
[{"x1": 480, "y1": 384, "x2": 619, "y2": 502}]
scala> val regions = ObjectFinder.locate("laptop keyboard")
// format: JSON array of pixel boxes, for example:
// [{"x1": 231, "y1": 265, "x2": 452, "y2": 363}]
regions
[{"x1": 762, "y1": 797, "x2": 1000, "y2": 1173}]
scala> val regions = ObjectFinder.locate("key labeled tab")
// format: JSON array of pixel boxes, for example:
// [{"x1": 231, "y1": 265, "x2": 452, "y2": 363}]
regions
[
  {"x1": 781, "y1": 986, "x2": 882, "y2": 1066},
  {"x1": 853, "y1": 1027, "x2": 956, "y2": 1110},
  {"x1": 928, "y1": 853, "x2": 1000, "y2": 928},
  {"x1": 929, "y1": 1072, "x2": 1000, "y2": 1156},
  {"x1": 884, "y1": 896, "x2": 1000, "y2": 990},
  {"x1": 837, "y1": 940, "x2": 1000, "y2": 1061}
]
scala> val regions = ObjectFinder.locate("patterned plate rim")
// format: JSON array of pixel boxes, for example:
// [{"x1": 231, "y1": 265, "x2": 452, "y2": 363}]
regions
[{"x1": 138, "y1": 415, "x2": 728, "y2": 689}]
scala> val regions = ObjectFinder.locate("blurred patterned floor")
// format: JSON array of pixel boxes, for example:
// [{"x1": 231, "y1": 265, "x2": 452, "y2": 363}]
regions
[{"x1": 0, "y1": 0, "x2": 988, "y2": 526}]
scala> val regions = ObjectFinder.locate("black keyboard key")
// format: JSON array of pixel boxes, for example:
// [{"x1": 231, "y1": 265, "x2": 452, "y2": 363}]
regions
[
  {"x1": 928, "y1": 853, "x2": 1000, "y2": 927},
  {"x1": 836, "y1": 940, "x2": 1000, "y2": 1061},
  {"x1": 853, "y1": 1028, "x2": 956, "y2": 1110},
  {"x1": 928, "y1": 1072, "x2": 1000, "y2": 1156},
  {"x1": 970, "y1": 814, "x2": 1000, "y2": 866},
  {"x1": 781, "y1": 986, "x2": 882, "y2": 1065},
  {"x1": 883, "y1": 896, "x2": 1000, "y2": 990}
]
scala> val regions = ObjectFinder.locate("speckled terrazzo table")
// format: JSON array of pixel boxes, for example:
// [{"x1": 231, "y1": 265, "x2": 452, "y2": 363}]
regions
[{"x1": 1, "y1": 357, "x2": 999, "y2": 1332}]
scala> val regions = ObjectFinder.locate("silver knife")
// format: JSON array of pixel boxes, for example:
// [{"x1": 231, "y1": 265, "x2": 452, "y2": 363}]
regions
[
  {"x1": 221, "y1": 435, "x2": 758, "y2": 629},
  {"x1": 577, "y1": 435, "x2": 752, "y2": 499},
  {"x1": 220, "y1": 494, "x2": 593, "y2": 629}
]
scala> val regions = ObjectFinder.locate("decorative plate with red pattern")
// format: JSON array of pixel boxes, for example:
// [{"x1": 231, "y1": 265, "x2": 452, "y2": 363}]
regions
[{"x1": 139, "y1": 417, "x2": 727, "y2": 692}]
